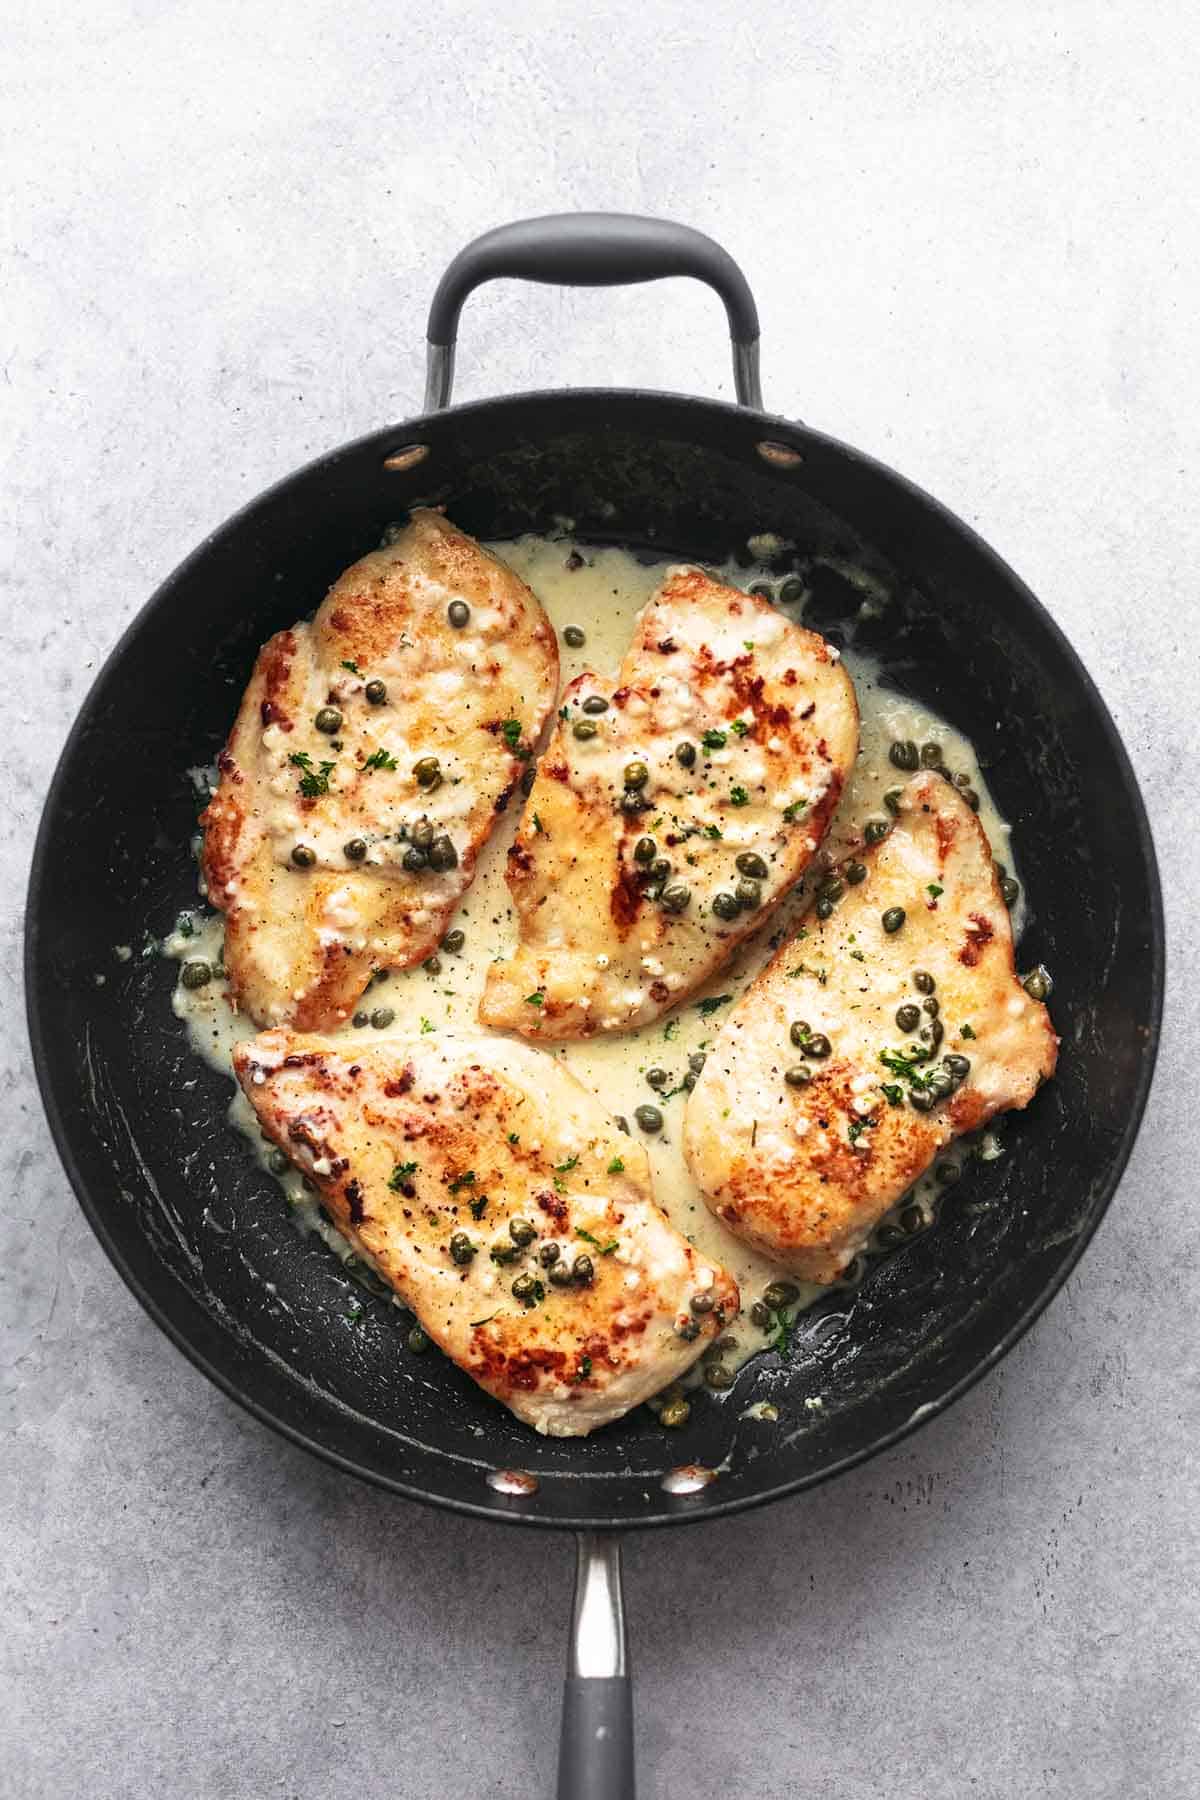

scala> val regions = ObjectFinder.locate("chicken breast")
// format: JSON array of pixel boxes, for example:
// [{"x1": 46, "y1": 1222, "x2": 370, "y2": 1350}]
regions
[
  {"x1": 202, "y1": 510, "x2": 558, "y2": 1030},
  {"x1": 233, "y1": 1029, "x2": 739, "y2": 1435},
  {"x1": 684, "y1": 771, "x2": 1058, "y2": 1281},
  {"x1": 480, "y1": 565, "x2": 858, "y2": 1038}
]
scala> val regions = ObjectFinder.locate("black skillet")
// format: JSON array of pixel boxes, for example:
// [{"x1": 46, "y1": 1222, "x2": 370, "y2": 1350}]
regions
[{"x1": 26, "y1": 215, "x2": 1163, "y2": 1798}]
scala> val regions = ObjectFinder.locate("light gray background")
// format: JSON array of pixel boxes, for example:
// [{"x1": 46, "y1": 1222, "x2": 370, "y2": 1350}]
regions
[{"x1": 4, "y1": 3, "x2": 1197, "y2": 1796}]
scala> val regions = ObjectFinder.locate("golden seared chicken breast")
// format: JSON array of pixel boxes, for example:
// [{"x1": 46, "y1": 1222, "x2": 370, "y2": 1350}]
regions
[
  {"x1": 684, "y1": 771, "x2": 1057, "y2": 1282},
  {"x1": 480, "y1": 566, "x2": 858, "y2": 1038},
  {"x1": 202, "y1": 511, "x2": 558, "y2": 1030},
  {"x1": 233, "y1": 1030, "x2": 738, "y2": 1435}
]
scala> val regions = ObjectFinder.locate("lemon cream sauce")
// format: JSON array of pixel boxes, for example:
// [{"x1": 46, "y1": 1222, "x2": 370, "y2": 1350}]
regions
[{"x1": 167, "y1": 536, "x2": 1020, "y2": 1384}]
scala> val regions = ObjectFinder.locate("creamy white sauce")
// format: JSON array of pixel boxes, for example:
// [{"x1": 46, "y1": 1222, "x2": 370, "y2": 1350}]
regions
[{"x1": 165, "y1": 535, "x2": 1022, "y2": 1384}]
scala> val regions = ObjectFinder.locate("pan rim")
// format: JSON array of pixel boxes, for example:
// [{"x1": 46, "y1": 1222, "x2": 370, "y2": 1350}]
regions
[{"x1": 25, "y1": 387, "x2": 1166, "y2": 1530}]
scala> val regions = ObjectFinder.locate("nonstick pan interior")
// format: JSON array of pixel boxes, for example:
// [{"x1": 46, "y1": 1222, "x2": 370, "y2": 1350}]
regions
[{"x1": 26, "y1": 390, "x2": 1163, "y2": 1528}]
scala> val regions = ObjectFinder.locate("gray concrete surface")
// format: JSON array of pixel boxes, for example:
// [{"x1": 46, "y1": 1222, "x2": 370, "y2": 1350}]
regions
[{"x1": 4, "y1": 3, "x2": 1198, "y2": 1795}]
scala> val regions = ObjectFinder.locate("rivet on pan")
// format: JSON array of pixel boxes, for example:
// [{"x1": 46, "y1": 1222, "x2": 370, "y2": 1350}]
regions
[
  {"x1": 660, "y1": 1464, "x2": 717, "y2": 1496},
  {"x1": 382, "y1": 443, "x2": 430, "y2": 472},
  {"x1": 756, "y1": 440, "x2": 804, "y2": 468},
  {"x1": 487, "y1": 1468, "x2": 540, "y2": 1497}
]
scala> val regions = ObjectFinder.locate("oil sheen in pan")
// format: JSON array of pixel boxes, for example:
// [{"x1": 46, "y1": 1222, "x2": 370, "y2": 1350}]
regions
[{"x1": 162, "y1": 535, "x2": 1022, "y2": 1400}]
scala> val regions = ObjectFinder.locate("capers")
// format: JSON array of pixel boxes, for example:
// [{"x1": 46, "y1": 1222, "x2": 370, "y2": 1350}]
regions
[
  {"x1": 407, "y1": 1326, "x2": 430, "y2": 1353},
  {"x1": 546, "y1": 1261, "x2": 572, "y2": 1287},
  {"x1": 922, "y1": 995, "x2": 939, "y2": 1017},
  {"x1": 749, "y1": 1300, "x2": 773, "y2": 1329},
  {"x1": 960, "y1": 787, "x2": 980, "y2": 811},
  {"x1": 804, "y1": 1032, "x2": 832, "y2": 1058},
  {"x1": 633, "y1": 837, "x2": 657, "y2": 864},
  {"x1": 736, "y1": 852, "x2": 768, "y2": 879},
  {"x1": 428, "y1": 835, "x2": 458, "y2": 872},
  {"x1": 634, "y1": 1104, "x2": 663, "y2": 1133},
  {"x1": 675, "y1": 1318, "x2": 701, "y2": 1342},
  {"x1": 927, "y1": 1066, "x2": 955, "y2": 1097},
  {"x1": 563, "y1": 624, "x2": 586, "y2": 647},
  {"x1": 490, "y1": 1240, "x2": 519, "y2": 1264},
  {"x1": 352, "y1": 1011, "x2": 369, "y2": 1028},
  {"x1": 619, "y1": 791, "x2": 648, "y2": 815},
  {"x1": 712, "y1": 891, "x2": 740, "y2": 921},
  {"x1": 784, "y1": 1065, "x2": 812, "y2": 1088},
  {"x1": 675, "y1": 741, "x2": 697, "y2": 768},
  {"x1": 659, "y1": 1395, "x2": 691, "y2": 1428},
  {"x1": 414, "y1": 755, "x2": 441, "y2": 789},
  {"x1": 864, "y1": 819, "x2": 890, "y2": 845},
  {"x1": 763, "y1": 1280, "x2": 799, "y2": 1309},
  {"x1": 512, "y1": 1273, "x2": 537, "y2": 1304},
  {"x1": 291, "y1": 843, "x2": 316, "y2": 869},
  {"x1": 943, "y1": 1053, "x2": 971, "y2": 1080},
  {"x1": 660, "y1": 884, "x2": 691, "y2": 913},
  {"x1": 748, "y1": 581, "x2": 774, "y2": 600},
  {"x1": 889, "y1": 739, "x2": 919, "y2": 771},
  {"x1": 935, "y1": 1160, "x2": 960, "y2": 1185},
  {"x1": 734, "y1": 878, "x2": 761, "y2": 910},
  {"x1": 779, "y1": 576, "x2": 806, "y2": 604},
  {"x1": 646, "y1": 1068, "x2": 668, "y2": 1090},
  {"x1": 920, "y1": 741, "x2": 943, "y2": 767},
  {"x1": 344, "y1": 837, "x2": 367, "y2": 862},
  {"x1": 876, "y1": 1224, "x2": 905, "y2": 1248},
  {"x1": 520, "y1": 765, "x2": 536, "y2": 794},
  {"x1": 899, "y1": 1204, "x2": 925, "y2": 1234},
  {"x1": 267, "y1": 1147, "x2": 290, "y2": 1175},
  {"x1": 688, "y1": 1051, "x2": 707, "y2": 1075},
  {"x1": 442, "y1": 928, "x2": 465, "y2": 954},
  {"x1": 909, "y1": 1087, "x2": 936, "y2": 1112},
  {"x1": 572, "y1": 1254, "x2": 595, "y2": 1285},
  {"x1": 538, "y1": 1242, "x2": 560, "y2": 1268},
  {"x1": 815, "y1": 895, "x2": 835, "y2": 920},
  {"x1": 818, "y1": 876, "x2": 845, "y2": 904},
  {"x1": 913, "y1": 970, "x2": 936, "y2": 995},
  {"x1": 447, "y1": 599, "x2": 471, "y2": 628},
  {"x1": 882, "y1": 907, "x2": 906, "y2": 934},
  {"x1": 921, "y1": 1018, "x2": 945, "y2": 1050},
  {"x1": 423, "y1": 955, "x2": 442, "y2": 975},
  {"x1": 582, "y1": 695, "x2": 609, "y2": 715},
  {"x1": 181, "y1": 959, "x2": 212, "y2": 989},
  {"x1": 1023, "y1": 966, "x2": 1053, "y2": 1002},
  {"x1": 449, "y1": 1232, "x2": 476, "y2": 1265},
  {"x1": 649, "y1": 858, "x2": 672, "y2": 883},
  {"x1": 624, "y1": 760, "x2": 649, "y2": 789},
  {"x1": 315, "y1": 706, "x2": 342, "y2": 734},
  {"x1": 509, "y1": 1216, "x2": 537, "y2": 1246},
  {"x1": 704, "y1": 1363, "x2": 734, "y2": 1390},
  {"x1": 402, "y1": 846, "x2": 428, "y2": 871},
  {"x1": 690, "y1": 1291, "x2": 715, "y2": 1315},
  {"x1": 1001, "y1": 876, "x2": 1020, "y2": 907},
  {"x1": 896, "y1": 1003, "x2": 921, "y2": 1032},
  {"x1": 572, "y1": 719, "x2": 598, "y2": 740},
  {"x1": 365, "y1": 679, "x2": 388, "y2": 706},
  {"x1": 883, "y1": 788, "x2": 903, "y2": 815},
  {"x1": 411, "y1": 821, "x2": 435, "y2": 850},
  {"x1": 844, "y1": 860, "x2": 867, "y2": 885},
  {"x1": 370, "y1": 1007, "x2": 394, "y2": 1029}
]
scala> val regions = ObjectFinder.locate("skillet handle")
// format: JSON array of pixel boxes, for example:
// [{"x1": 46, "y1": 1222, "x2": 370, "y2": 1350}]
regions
[
  {"x1": 424, "y1": 212, "x2": 761, "y2": 413},
  {"x1": 556, "y1": 1531, "x2": 636, "y2": 1800}
]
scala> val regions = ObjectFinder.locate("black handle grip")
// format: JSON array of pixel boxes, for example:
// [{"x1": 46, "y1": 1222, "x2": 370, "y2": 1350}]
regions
[
  {"x1": 557, "y1": 1676, "x2": 636, "y2": 1800},
  {"x1": 423, "y1": 212, "x2": 762, "y2": 410}
]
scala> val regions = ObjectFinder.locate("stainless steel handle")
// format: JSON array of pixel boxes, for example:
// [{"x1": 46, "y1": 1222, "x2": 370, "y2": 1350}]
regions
[{"x1": 556, "y1": 1532, "x2": 635, "y2": 1798}]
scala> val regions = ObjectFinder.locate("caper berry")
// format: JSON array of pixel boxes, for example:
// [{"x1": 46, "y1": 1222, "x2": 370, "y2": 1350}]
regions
[
  {"x1": 935, "y1": 1160, "x2": 960, "y2": 1185},
  {"x1": 291, "y1": 844, "x2": 316, "y2": 869},
  {"x1": 449, "y1": 1232, "x2": 476, "y2": 1265},
  {"x1": 634, "y1": 837, "x2": 657, "y2": 864},
  {"x1": 659, "y1": 1396, "x2": 691, "y2": 1428},
  {"x1": 315, "y1": 706, "x2": 342, "y2": 734},
  {"x1": 407, "y1": 1326, "x2": 430, "y2": 1353},
  {"x1": 804, "y1": 1032, "x2": 832, "y2": 1058},
  {"x1": 943, "y1": 1053, "x2": 971, "y2": 1080},
  {"x1": 181, "y1": 959, "x2": 212, "y2": 990},
  {"x1": 750, "y1": 1300, "x2": 773, "y2": 1329},
  {"x1": 402, "y1": 846, "x2": 428, "y2": 871},
  {"x1": 920, "y1": 741, "x2": 943, "y2": 767},
  {"x1": 1023, "y1": 966, "x2": 1053, "y2": 1002},
  {"x1": 736, "y1": 851, "x2": 768, "y2": 879},
  {"x1": 267, "y1": 1147, "x2": 290, "y2": 1175},
  {"x1": 512, "y1": 1274, "x2": 537, "y2": 1304},
  {"x1": 624, "y1": 760, "x2": 649, "y2": 789},
  {"x1": 896, "y1": 1003, "x2": 921, "y2": 1032},
  {"x1": 661, "y1": 883, "x2": 691, "y2": 913},
  {"x1": 370, "y1": 1007, "x2": 395, "y2": 1029},
  {"x1": 864, "y1": 819, "x2": 890, "y2": 845},
  {"x1": 428, "y1": 835, "x2": 458, "y2": 872},
  {"x1": 411, "y1": 821, "x2": 435, "y2": 850},
  {"x1": 889, "y1": 739, "x2": 919, "y2": 771},
  {"x1": 447, "y1": 599, "x2": 470, "y2": 628},
  {"x1": 844, "y1": 860, "x2": 867, "y2": 885},
  {"x1": 572, "y1": 719, "x2": 598, "y2": 740},
  {"x1": 442, "y1": 928, "x2": 465, "y2": 954},
  {"x1": 882, "y1": 907, "x2": 906, "y2": 934},
  {"x1": 784, "y1": 1065, "x2": 812, "y2": 1088},
  {"x1": 913, "y1": 970, "x2": 936, "y2": 995},
  {"x1": 365, "y1": 679, "x2": 387, "y2": 706},
  {"x1": 763, "y1": 1280, "x2": 799, "y2": 1309},
  {"x1": 690, "y1": 1291, "x2": 715, "y2": 1315},
  {"x1": 582, "y1": 695, "x2": 609, "y2": 715},
  {"x1": 573, "y1": 1254, "x2": 595, "y2": 1285},
  {"x1": 675, "y1": 741, "x2": 697, "y2": 768},
  {"x1": 779, "y1": 575, "x2": 806, "y2": 604},
  {"x1": 414, "y1": 756, "x2": 442, "y2": 790},
  {"x1": 344, "y1": 837, "x2": 367, "y2": 862},
  {"x1": 1001, "y1": 876, "x2": 1020, "y2": 907},
  {"x1": 712, "y1": 891, "x2": 740, "y2": 921},
  {"x1": 646, "y1": 1068, "x2": 668, "y2": 1090},
  {"x1": 509, "y1": 1217, "x2": 537, "y2": 1246},
  {"x1": 688, "y1": 1051, "x2": 707, "y2": 1075},
  {"x1": 704, "y1": 1363, "x2": 734, "y2": 1390},
  {"x1": 899, "y1": 1204, "x2": 925, "y2": 1234},
  {"x1": 883, "y1": 788, "x2": 903, "y2": 815},
  {"x1": 634, "y1": 1104, "x2": 663, "y2": 1133},
  {"x1": 563, "y1": 624, "x2": 586, "y2": 647},
  {"x1": 734, "y1": 878, "x2": 761, "y2": 910}
]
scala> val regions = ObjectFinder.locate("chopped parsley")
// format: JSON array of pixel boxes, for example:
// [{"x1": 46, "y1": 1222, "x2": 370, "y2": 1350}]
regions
[
  {"x1": 558, "y1": 706, "x2": 569, "y2": 721},
  {"x1": 849, "y1": 948, "x2": 866, "y2": 962},
  {"x1": 469, "y1": 1312, "x2": 500, "y2": 1328},
  {"x1": 879, "y1": 1047, "x2": 933, "y2": 1089},
  {"x1": 881, "y1": 1083, "x2": 904, "y2": 1106},
  {"x1": 729, "y1": 785, "x2": 749, "y2": 806},
  {"x1": 771, "y1": 1307, "x2": 796, "y2": 1357},
  {"x1": 607, "y1": 1157, "x2": 625, "y2": 1174},
  {"x1": 788, "y1": 962, "x2": 828, "y2": 984},
  {"x1": 701, "y1": 728, "x2": 727, "y2": 750},
  {"x1": 363, "y1": 747, "x2": 397, "y2": 773},
  {"x1": 340, "y1": 658, "x2": 361, "y2": 673},
  {"x1": 501, "y1": 718, "x2": 523, "y2": 748},
  {"x1": 554, "y1": 1155, "x2": 579, "y2": 1174},
  {"x1": 388, "y1": 1161, "x2": 418, "y2": 1189},
  {"x1": 524, "y1": 991, "x2": 545, "y2": 1007},
  {"x1": 419, "y1": 1016, "x2": 434, "y2": 1034},
  {"x1": 663, "y1": 1018, "x2": 680, "y2": 1041},
  {"x1": 576, "y1": 1227, "x2": 619, "y2": 1255},
  {"x1": 961, "y1": 1023, "x2": 977, "y2": 1040},
  {"x1": 782, "y1": 798, "x2": 807, "y2": 822},
  {"x1": 447, "y1": 1171, "x2": 476, "y2": 1192},
  {"x1": 702, "y1": 823, "x2": 723, "y2": 840},
  {"x1": 532, "y1": 813, "x2": 545, "y2": 834},
  {"x1": 695, "y1": 994, "x2": 732, "y2": 1017},
  {"x1": 926, "y1": 883, "x2": 944, "y2": 899},
  {"x1": 847, "y1": 1117, "x2": 874, "y2": 1145},
  {"x1": 731, "y1": 718, "x2": 750, "y2": 737},
  {"x1": 574, "y1": 1354, "x2": 593, "y2": 1381},
  {"x1": 507, "y1": 1132, "x2": 520, "y2": 1145},
  {"x1": 289, "y1": 751, "x2": 334, "y2": 797}
]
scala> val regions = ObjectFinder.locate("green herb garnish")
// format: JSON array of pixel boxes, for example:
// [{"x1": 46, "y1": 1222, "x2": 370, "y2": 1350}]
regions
[
  {"x1": 927, "y1": 883, "x2": 944, "y2": 899},
  {"x1": 782, "y1": 798, "x2": 807, "y2": 822},
  {"x1": 576, "y1": 1227, "x2": 619, "y2": 1255},
  {"x1": 447, "y1": 1171, "x2": 476, "y2": 1193},
  {"x1": 341, "y1": 658, "x2": 360, "y2": 673},
  {"x1": 881, "y1": 1083, "x2": 904, "y2": 1106},
  {"x1": 961, "y1": 1023, "x2": 976, "y2": 1040},
  {"x1": 363, "y1": 747, "x2": 397, "y2": 773},
  {"x1": 731, "y1": 719, "x2": 750, "y2": 737},
  {"x1": 501, "y1": 718, "x2": 522, "y2": 747},
  {"x1": 532, "y1": 813, "x2": 545, "y2": 834},
  {"x1": 289, "y1": 751, "x2": 334, "y2": 797},
  {"x1": 695, "y1": 994, "x2": 732, "y2": 1017},
  {"x1": 524, "y1": 991, "x2": 544, "y2": 1007},
  {"x1": 703, "y1": 824, "x2": 723, "y2": 840},
  {"x1": 468, "y1": 1194, "x2": 489, "y2": 1220},
  {"x1": 701, "y1": 728, "x2": 727, "y2": 750},
  {"x1": 388, "y1": 1161, "x2": 418, "y2": 1190},
  {"x1": 729, "y1": 785, "x2": 749, "y2": 806},
  {"x1": 607, "y1": 1157, "x2": 625, "y2": 1174}
]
